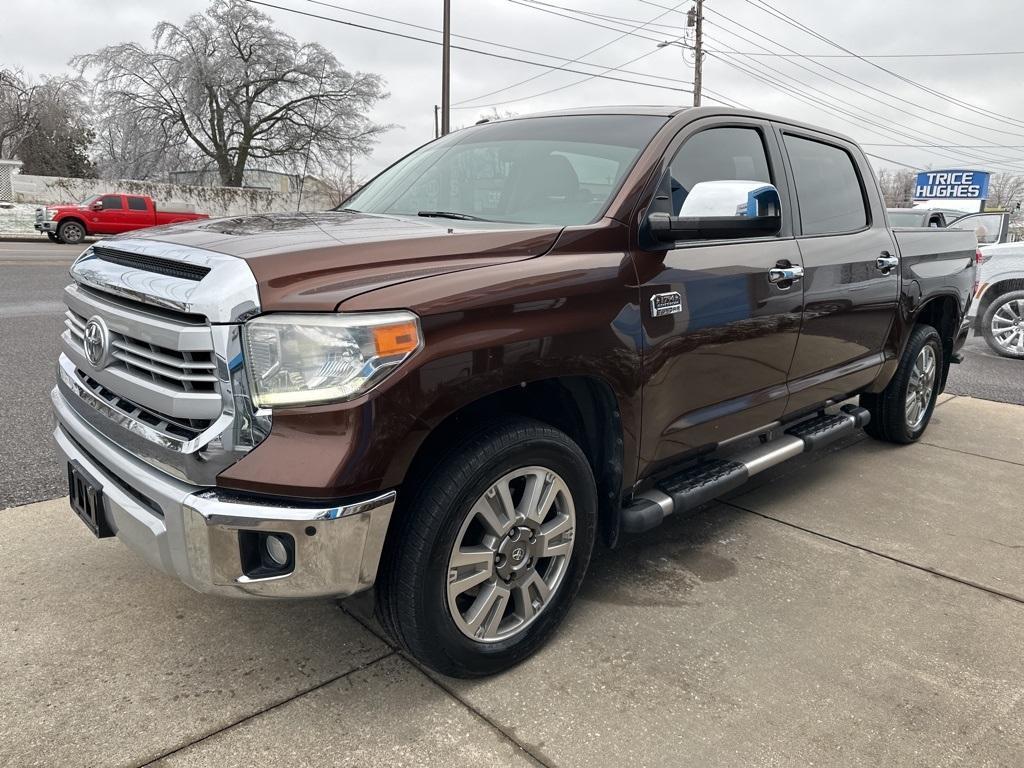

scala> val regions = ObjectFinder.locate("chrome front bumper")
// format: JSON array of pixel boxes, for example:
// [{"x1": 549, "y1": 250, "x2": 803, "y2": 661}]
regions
[
  {"x1": 52, "y1": 386, "x2": 395, "y2": 599},
  {"x1": 35, "y1": 221, "x2": 57, "y2": 233}
]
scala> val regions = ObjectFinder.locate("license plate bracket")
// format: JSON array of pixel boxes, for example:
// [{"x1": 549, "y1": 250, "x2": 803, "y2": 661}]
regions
[{"x1": 68, "y1": 461, "x2": 113, "y2": 538}]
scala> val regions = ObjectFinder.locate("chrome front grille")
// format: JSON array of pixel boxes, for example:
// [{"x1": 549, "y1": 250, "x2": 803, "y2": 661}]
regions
[
  {"x1": 56, "y1": 239, "x2": 269, "y2": 486},
  {"x1": 65, "y1": 308, "x2": 218, "y2": 394}
]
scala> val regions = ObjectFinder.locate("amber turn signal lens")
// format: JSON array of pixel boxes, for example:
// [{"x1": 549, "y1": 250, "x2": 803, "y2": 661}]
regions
[{"x1": 373, "y1": 322, "x2": 420, "y2": 356}]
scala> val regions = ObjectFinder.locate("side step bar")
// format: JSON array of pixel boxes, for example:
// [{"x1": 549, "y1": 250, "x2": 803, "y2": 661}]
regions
[{"x1": 621, "y1": 405, "x2": 871, "y2": 534}]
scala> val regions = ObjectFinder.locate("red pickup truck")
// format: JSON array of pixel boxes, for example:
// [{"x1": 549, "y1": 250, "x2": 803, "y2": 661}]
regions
[{"x1": 35, "y1": 194, "x2": 209, "y2": 244}]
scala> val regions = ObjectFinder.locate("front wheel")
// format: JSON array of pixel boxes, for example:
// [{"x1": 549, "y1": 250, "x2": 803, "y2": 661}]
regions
[
  {"x1": 56, "y1": 220, "x2": 85, "y2": 245},
  {"x1": 376, "y1": 417, "x2": 597, "y2": 677},
  {"x1": 862, "y1": 324, "x2": 943, "y2": 444},
  {"x1": 981, "y1": 290, "x2": 1024, "y2": 359}
]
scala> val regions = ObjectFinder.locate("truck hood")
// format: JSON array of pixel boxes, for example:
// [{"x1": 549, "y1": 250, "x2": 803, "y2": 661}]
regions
[{"x1": 109, "y1": 211, "x2": 563, "y2": 311}]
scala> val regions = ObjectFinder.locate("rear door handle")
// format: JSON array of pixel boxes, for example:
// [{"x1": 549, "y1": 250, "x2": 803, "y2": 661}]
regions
[
  {"x1": 876, "y1": 252, "x2": 899, "y2": 272},
  {"x1": 768, "y1": 266, "x2": 804, "y2": 284}
]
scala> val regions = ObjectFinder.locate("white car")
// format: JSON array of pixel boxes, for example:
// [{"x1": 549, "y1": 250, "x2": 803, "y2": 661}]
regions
[{"x1": 955, "y1": 213, "x2": 1024, "y2": 358}]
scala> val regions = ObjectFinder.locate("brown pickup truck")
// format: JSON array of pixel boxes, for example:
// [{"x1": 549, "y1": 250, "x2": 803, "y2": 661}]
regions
[{"x1": 53, "y1": 107, "x2": 976, "y2": 677}]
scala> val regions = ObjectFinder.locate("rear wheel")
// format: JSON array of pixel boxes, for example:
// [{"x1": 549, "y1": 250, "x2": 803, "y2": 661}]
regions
[
  {"x1": 862, "y1": 324, "x2": 943, "y2": 444},
  {"x1": 57, "y1": 220, "x2": 85, "y2": 245},
  {"x1": 376, "y1": 417, "x2": 596, "y2": 678},
  {"x1": 981, "y1": 290, "x2": 1024, "y2": 359}
]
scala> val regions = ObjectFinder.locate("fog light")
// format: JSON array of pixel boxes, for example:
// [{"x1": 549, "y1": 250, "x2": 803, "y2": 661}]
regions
[{"x1": 264, "y1": 534, "x2": 289, "y2": 566}]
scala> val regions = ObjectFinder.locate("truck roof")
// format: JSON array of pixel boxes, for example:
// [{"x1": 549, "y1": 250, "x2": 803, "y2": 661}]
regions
[{"x1": 482, "y1": 105, "x2": 861, "y2": 147}]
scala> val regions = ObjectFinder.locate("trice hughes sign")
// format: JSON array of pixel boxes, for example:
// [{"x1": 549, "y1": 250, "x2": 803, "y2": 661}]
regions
[{"x1": 913, "y1": 169, "x2": 990, "y2": 201}]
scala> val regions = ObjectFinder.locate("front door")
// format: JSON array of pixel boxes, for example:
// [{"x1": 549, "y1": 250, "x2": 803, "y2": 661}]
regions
[
  {"x1": 90, "y1": 194, "x2": 129, "y2": 234},
  {"x1": 637, "y1": 120, "x2": 803, "y2": 471},
  {"x1": 777, "y1": 129, "x2": 900, "y2": 413}
]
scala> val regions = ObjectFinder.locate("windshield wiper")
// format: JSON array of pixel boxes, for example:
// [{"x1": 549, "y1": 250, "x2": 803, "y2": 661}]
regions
[
  {"x1": 417, "y1": 210, "x2": 486, "y2": 221},
  {"x1": 336, "y1": 207, "x2": 361, "y2": 213}
]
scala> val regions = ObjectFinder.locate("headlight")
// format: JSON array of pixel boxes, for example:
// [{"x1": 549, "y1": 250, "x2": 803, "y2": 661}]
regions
[
  {"x1": 242, "y1": 312, "x2": 422, "y2": 408},
  {"x1": 45, "y1": 208, "x2": 56, "y2": 221}
]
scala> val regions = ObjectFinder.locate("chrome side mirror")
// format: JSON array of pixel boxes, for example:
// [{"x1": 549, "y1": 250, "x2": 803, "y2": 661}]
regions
[{"x1": 649, "y1": 180, "x2": 782, "y2": 241}]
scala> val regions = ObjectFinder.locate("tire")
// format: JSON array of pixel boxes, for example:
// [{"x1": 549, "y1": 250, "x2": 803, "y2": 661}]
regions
[
  {"x1": 46, "y1": 232, "x2": 58, "y2": 242},
  {"x1": 862, "y1": 324, "x2": 943, "y2": 444},
  {"x1": 57, "y1": 220, "x2": 85, "y2": 245},
  {"x1": 376, "y1": 417, "x2": 597, "y2": 678},
  {"x1": 980, "y1": 290, "x2": 1024, "y2": 359}
]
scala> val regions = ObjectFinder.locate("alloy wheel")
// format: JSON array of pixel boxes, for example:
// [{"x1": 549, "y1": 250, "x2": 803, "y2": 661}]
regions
[
  {"x1": 446, "y1": 466, "x2": 575, "y2": 643},
  {"x1": 905, "y1": 344, "x2": 937, "y2": 429},
  {"x1": 990, "y1": 298, "x2": 1024, "y2": 354}
]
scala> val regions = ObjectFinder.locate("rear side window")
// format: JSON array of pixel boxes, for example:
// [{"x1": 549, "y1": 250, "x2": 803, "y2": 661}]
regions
[
  {"x1": 101, "y1": 195, "x2": 123, "y2": 210},
  {"x1": 669, "y1": 127, "x2": 772, "y2": 215},
  {"x1": 126, "y1": 196, "x2": 147, "y2": 211},
  {"x1": 784, "y1": 135, "x2": 867, "y2": 235}
]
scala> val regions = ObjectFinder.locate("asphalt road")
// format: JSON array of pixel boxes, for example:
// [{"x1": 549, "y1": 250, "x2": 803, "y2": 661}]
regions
[
  {"x1": 0, "y1": 239, "x2": 1020, "y2": 509},
  {"x1": 945, "y1": 333, "x2": 1024, "y2": 405},
  {"x1": 1, "y1": 240, "x2": 80, "y2": 508}
]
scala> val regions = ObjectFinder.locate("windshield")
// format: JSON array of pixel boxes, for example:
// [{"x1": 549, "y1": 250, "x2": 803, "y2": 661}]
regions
[
  {"x1": 887, "y1": 210, "x2": 925, "y2": 227},
  {"x1": 78, "y1": 195, "x2": 100, "y2": 206},
  {"x1": 344, "y1": 114, "x2": 668, "y2": 226}
]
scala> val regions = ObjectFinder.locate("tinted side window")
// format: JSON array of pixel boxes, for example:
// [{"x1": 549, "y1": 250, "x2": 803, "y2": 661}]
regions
[
  {"x1": 784, "y1": 135, "x2": 867, "y2": 235},
  {"x1": 126, "y1": 196, "x2": 147, "y2": 211},
  {"x1": 668, "y1": 127, "x2": 772, "y2": 215},
  {"x1": 101, "y1": 195, "x2": 124, "y2": 210}
]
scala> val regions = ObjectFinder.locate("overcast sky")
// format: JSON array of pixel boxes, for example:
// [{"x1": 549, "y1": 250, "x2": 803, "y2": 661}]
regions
[{"x1": 5, "y1": 0, "x2": 1024, "y2": 179}]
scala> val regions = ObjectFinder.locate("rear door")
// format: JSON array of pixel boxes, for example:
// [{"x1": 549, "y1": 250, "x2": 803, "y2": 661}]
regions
[
  {"x1": 777, "y1": 127, "x2": 900, "y2": 414},
  {"x1": 637, "y1": 117, "x2": 804, "y2": 467},
  {"x1": 124, "y1": 195, "x2": 154, "y2": 230}
]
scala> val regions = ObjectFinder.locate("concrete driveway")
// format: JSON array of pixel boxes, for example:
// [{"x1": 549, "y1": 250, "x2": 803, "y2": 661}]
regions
[{"x1": 2, "y1": 395, "x2": 1021, "y2": 767}]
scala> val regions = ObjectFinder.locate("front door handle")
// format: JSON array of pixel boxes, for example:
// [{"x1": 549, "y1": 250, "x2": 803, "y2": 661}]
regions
[
  {"x1": 768, "y1": 265, "x2": 804, "y2": 284},
  {"x1": 876, "y1": 252, "x2": 899, "y2": 272}
]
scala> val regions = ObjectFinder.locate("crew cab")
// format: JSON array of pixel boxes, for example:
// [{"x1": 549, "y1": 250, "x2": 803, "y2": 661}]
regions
[
  {"x1": 35, "y1": 193, "x2": 208, "y2": 245},
  {"x1": 51, "y1": 107, "x2": 976, "y2": 677}
]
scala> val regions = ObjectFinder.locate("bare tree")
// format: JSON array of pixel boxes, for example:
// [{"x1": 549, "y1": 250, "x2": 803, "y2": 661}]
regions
[
  {"x1": 75, "y1": 0, "x2": 388, "y2": 187},
  {"x1": 986, "y1": 172, "x2": 1024, "y2": 216},
  {"x1": 1, "y1": 68, "x2": 95, "y2": 175},
  {"x1": 877, "y1": 168, "x2": 917, "y2": 208},
  {"x1": 90, "y1": 106, "x2": 197, "y2": 180}
]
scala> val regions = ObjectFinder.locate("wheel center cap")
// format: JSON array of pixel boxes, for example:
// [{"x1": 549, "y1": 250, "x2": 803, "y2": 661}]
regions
[{"x1": 497, "y1": 526, "x2": 534, "y2": 578}]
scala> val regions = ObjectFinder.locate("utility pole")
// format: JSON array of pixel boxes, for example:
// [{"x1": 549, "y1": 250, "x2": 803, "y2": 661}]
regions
[
  {"x1": 692, "y1": 0, "x2": 703, "y2": 107},
  {"x1": 441, "y1": 0, "x2": 451, "y2": 135}
]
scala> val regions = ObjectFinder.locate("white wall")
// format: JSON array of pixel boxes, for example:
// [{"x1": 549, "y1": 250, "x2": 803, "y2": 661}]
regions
[{"x1": 11, "y1": 174, "x2": 336, "y2": 217}]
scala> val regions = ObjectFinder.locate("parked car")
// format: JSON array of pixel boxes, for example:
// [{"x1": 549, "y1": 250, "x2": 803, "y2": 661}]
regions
[
  {"x1": 969, "y1": 238, "x2": 1024, "y2": 358},
  {"x1": 887, "y1": 207, "x2": 966, "y2": 228},
  {"x1": 35, "y1": 193, "x2": 209, "y2": 244},
  {"x1": 51, "y1": 107, "x2": 976, "y2": 677}
]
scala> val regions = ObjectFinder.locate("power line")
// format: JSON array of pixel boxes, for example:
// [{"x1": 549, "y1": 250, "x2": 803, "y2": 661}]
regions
[
  {"x1": 741, "y1": 0, "x2": 1024, "y2": 131},
  {"x1": 717, "y1": 49, "x2": 1024, "y2": 59},
  {"x1": 297, "y1": 1, "x2": 701, "y2": 93},
  {"x1": 514, "y1": 0, "x2": 1024, "y2": 169},
  {"x1": 637, "y1": 0, "x2": 1024, "y2": 141},
  {"x1": 698, "y1": 24, "x2": 1024, "y2": 169},
  {"x1": 452, "y1": 1, "x2": 690, "y2": 108},
  {"x1": 244, "y1": 1, "x2": 697, "y2": 97},
  {"x1": 704, "y1": 45, "x2": 1024, "y2": 173}
]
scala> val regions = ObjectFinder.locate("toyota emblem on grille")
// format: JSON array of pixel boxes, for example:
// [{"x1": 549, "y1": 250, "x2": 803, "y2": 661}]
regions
[{"x1": 83, "y1": 316, "x2": 111, "y2": 369}]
